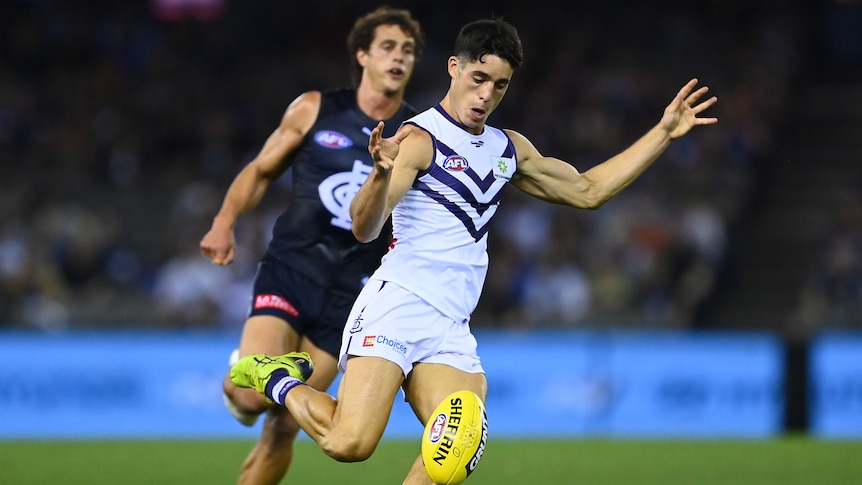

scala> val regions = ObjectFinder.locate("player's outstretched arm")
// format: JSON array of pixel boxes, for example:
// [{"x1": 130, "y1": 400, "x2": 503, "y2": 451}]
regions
[
  {"x1": 200, "y1": 92, "x2": 320, "y2": 265},
  {"x1": 511, "y1": 79, "x2": 717, "y2": 210},
  {"x1": 576, "y1": 78, "x2": 718, "y2": 204}
]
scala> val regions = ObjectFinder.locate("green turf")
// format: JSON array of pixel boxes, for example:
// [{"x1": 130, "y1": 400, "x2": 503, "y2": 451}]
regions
[{"x1": 1, "y1": 437, "x2": 860, "y2": 484}]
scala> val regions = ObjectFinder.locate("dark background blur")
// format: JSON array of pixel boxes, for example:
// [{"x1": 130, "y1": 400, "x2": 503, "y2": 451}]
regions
[{"x1": 1, "y1": 0, "x2": 860, "y2": 344}]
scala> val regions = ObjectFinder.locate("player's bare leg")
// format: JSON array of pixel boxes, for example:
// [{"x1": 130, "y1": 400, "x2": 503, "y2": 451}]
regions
[
  {"x1": 280, "y1": 355, "x2": 405, "y2": 462},
  {"x1": 237, "y1": 407, "x2": 296, "y2": 485},
  {"x1": 232, "y1": 354, "x2": 405, "y2": 462},
  {"x1": 223, "y1": 316, "x2": 339, "y2": 485},
  {"x1": 402, "y1": 456, "x2": 432, "y2": 485},
  {"x1": 400, "y1": 362, "x2": 488, "y2": 485},
  {"x1": 236, "y1": 348, "x2": 337, "y2": 484}
]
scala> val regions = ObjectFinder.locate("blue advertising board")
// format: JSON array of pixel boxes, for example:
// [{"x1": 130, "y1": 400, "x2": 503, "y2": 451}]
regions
[
  {"x1": 478, "y1": 330, "x2": 783, "y2": 438},
  {"x1": 809, "y1": 332, "x2": 862, "y2": 439},
  {"x1": 0, "y1": 330, "x2": 784, "y2": 439}
]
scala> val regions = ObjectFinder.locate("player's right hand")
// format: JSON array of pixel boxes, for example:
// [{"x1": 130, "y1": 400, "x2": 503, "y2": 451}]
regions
[
  {"x1": 200, "y1": 227, "x2": 236, "y2": 266},
  {"x1": 368, "y1": 121, "x2": 411, "y2": 173}
]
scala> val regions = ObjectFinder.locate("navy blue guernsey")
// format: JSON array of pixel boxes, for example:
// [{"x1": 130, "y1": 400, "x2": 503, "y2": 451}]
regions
[{"x1": 263, "y1": 88, "x2": 417, "y2": 297}]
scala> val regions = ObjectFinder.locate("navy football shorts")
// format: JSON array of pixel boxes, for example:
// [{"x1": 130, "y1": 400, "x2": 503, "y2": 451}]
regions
[{"x1": 249, "y1": 256, "x2": 355, "y2": 358}]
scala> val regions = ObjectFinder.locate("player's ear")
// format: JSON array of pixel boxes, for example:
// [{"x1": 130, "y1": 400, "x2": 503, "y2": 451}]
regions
[
  {"x1": 447, "y1": 56, "x2": 459, "y2": 78},
  {"x1": 356, "y1": 49, "x2": 369, "y2": 68}
]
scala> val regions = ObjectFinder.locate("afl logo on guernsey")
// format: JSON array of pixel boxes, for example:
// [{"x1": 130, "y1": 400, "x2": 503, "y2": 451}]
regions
[
  {"x1": 314, "y1": 130, "x2": 353, "y2": 149},
  {"x1": 443, "y1": 156, "x2": 469, "y2": 171}
]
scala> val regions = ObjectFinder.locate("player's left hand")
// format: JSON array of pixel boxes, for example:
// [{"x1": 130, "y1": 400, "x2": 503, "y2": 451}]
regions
[{"x1": 660, "y1": 78, "x2": 718, "y2": 140}]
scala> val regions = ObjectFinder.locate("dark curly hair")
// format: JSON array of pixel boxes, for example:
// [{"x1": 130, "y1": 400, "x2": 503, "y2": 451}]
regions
[
  {"x1": 453, "y1": 18, "x2": 523, "y2": 70},
  {"x1": 346, "y1": 7, "x2": 425, "y2": 86}
]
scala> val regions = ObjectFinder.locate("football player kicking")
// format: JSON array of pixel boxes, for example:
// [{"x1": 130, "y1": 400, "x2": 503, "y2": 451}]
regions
[{"x1": 231, "y1": 16, "x2": 717, "y2": 485}]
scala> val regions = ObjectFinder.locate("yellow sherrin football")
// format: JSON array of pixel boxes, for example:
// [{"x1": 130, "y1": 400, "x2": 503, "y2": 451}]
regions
[{"x1": 421, "y1": 390, "x2": 488, "y2": 485}]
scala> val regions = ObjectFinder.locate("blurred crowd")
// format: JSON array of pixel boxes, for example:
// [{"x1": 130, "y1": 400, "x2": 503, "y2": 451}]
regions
[
  {"x1": 0, "y1": 0, "x2": 828, "y2": 332},
  {"x1": 788, "y1": 0, "x2": 862, "y2": 337},
  {"x1": 794, "y1": 191, "x2": 862, "y2": 335}
]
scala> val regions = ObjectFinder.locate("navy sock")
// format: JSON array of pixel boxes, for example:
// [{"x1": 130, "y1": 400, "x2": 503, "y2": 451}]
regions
[{"x1": 263, "y1": 369, "x2": 304, "y2": 406}]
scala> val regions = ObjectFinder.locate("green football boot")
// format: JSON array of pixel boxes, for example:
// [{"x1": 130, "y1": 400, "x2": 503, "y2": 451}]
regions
[{"x1": 229, "y1": 352, "x2": 314, "y2": 394}]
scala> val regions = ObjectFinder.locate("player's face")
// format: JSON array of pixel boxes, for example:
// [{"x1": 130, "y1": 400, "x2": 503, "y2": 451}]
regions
[
  {"x1": 359, "y1": 24, "x2": 417, "y2": 96},
  {"x1": 447, "y1": 55, "x2": 513, "y2": 134}
]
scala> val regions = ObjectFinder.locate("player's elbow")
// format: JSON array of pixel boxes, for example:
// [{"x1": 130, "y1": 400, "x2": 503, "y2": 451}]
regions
[
  {"x1": 352, "y1": 231, "x2": 377, "y2": 244},
  {"x1": 580, "y1": 193, "x2": 608, "y2": 210},
  {"x1": 351, "y1": 223, "x2": 380, "y2": 243},
  {"x1": 349, "y1": 205, "x2": 381, "y2": 243},
  {"x1": 569, "y1": 177, "x2": 612, "y2": 210},
  {"x1": 565, "y1": 187, "x2": 605, "y2": 210}
]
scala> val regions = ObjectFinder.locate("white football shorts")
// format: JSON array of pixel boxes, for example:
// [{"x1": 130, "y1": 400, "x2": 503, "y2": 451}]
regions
[{"x1": 339, "y1": 279, "x2": 484, "y2": 377}]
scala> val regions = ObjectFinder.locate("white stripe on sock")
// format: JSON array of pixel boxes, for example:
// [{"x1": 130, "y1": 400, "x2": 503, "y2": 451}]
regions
[{"x1": 269, "y1": 376, "x2": 300, "y2": 404}]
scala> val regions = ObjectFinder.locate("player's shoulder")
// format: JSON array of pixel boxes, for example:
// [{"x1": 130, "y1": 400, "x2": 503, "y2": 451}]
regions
[
  {"x1": 502, "y1": 128, "x2": 539, "y2": 160},
  {"x1": 284, "y1": 90, "x2": 323, "y2": 118},
  {"x1": 502, "y1": 127, "x2": 526, "y2": 143},
  {"x1": 286, "y1": 88, "x2": 358, "y2": 116},
  {"x1": 276, "y1": 91, "x2": 325, "y2": 136},
  {"x1": 289, "y1": 90, "x2": 323, "y2": 107},
  {"x1": 399, "y1": 122, "x2": 432, "y2": 146},
  {"x1": 399, "y1": 122, "x2": 424, "y2": 136},
  {"x1": 391, "y1": 123, "x2": 433, "y2": 171}
]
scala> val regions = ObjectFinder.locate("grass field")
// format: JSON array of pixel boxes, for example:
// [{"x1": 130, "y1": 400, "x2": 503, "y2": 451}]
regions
[{"x1": 2, "y1": 437, "x2": 860, "y2": 484}]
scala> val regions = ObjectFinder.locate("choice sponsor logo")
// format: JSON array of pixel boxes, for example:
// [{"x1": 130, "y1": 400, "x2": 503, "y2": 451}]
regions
[
  {"x1": 361, "y1": 334, "x2": 408, "y2": 355},
  {"x1": 254, "y1": 294, "x2": 299, "y2": 317},
  {"x1": 314, "y1": 130, "x2": 353, "y2": 149}
]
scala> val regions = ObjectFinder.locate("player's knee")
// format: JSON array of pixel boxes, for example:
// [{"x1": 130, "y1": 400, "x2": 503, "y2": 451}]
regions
[{"x1": 319, "y1": 433, "x2": 376, "y2": 462}]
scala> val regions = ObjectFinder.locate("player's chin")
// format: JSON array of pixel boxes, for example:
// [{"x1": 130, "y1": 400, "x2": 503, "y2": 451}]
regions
[{"x1": 383, "y1": 77, "x2": 409, "y2": 95}]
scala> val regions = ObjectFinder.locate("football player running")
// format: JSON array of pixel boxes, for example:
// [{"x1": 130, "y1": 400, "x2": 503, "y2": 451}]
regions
[{"x1": 200, "y1": 7, "x2": 424, "y2": 485}]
